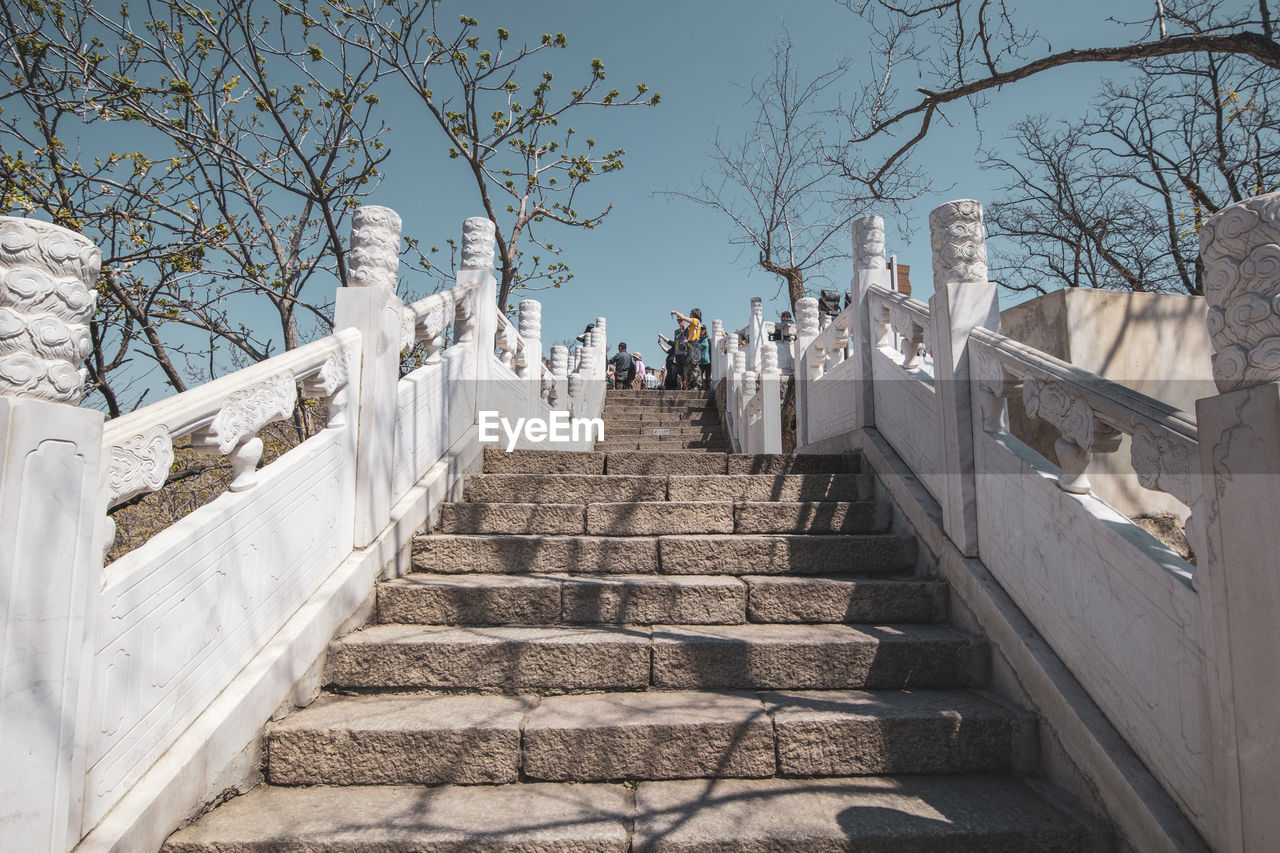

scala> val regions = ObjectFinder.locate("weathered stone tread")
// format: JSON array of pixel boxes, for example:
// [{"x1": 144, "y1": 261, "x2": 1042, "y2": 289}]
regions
[
  {"x1": 523, "y1": 690, "x2": 775, "y2": 781},
  {"x1": 326, "y1": 624, "x2": 652, "y2": 690},
  {"x1": 465, "y1": 473, "x2": 667, "y2": 503},
  {"x1": 745, "y1": 576, "x2": 947, "y2": 623},
  {"x1": 560, "y1": 574, "x2": 746, "y2": 625},
  {"x1": 733, "y1": 501, "x2": 892, "y2": 534},
  {"x1": 633, "y1": 775, "x2": 1106, "y2": 852},
  {"x1": 761, "y1": 688, "x2": 1034, "y2": 776},
  {"x1": 482, "y1": 448, "x2": 605, "y2": 474},
  {"x1": 163, "y1": 782, "x2": 631, "y2": 852},
  {"x1": 660, "y1": 534, "x2": 916, "y2": 575},
  {"x1": 413, "y1": 534, "x2": 660, "y2": 574},
  {"x1": 651, "y1": 623, "x2": 988, "y2": 690},
  {"x1": 266, "y1": 694, "x2": 535, "y2": 785},
  {"x1": 377, "y1": 574, "x2": 562, "y2": 625},
  {"x1": 440, "y1": 502, "x2": 585, "y2": 534}
]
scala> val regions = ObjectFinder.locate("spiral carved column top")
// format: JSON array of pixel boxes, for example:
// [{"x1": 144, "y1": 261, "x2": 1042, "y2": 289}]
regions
[
  {"x1": 732, "y1": 349, "x2": 746, "y2": 374},
  {"x1": 711, "y1": 319, "x2": 724, "y2": 341},
  {"x1": 461, "y1": 217, "x2": 496, "y2": 270},
  {"x1": 750, "y1": 297, "x2": 763, "y2": 319},
  {"x1": 0, "y1": 217, "x2": 100, "y2": 404},
  {"x1": 796, "y1": 297, "x2": 820, "y2": 337},
  {"x1": 550, "y1": 345, "x2": 569, "y2": 376},
  {"x1": 1200, "y1": 191, "x2": 1280, "y2": 392},
  {"x1": 929, "y1": 199, "x2": 988, "y2": 287},
  {"x1": 519, "y1": 299, "x2": 542, "y2": 339},
  {"x1": 853, "y1": 215, "x2": 886, "y2": 271},
  {"x1": 347, "y1": 205, "x2": 402, "y2": 288},
  {"x1": 761, "y1": 330, "x2": 779, "y2": 374}
]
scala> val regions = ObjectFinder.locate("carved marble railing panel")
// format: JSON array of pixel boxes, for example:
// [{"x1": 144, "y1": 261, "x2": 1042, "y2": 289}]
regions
[
  {"x1": 866, "y1": 286, "x2": 932, "y2": 377},
  {"x1": 407, "y1": 279, "x2": 477, "y2": 363},
  {"x1": 100, "y1": 330, "x2": 361, "y2": 549},
  {"x1": 970, "y1": 329, "x2": 1201, "y2": 546}
]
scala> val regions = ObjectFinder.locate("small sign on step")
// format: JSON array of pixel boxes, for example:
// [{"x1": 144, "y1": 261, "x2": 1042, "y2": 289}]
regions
[{"x1": 651, "y1": 428, "x2": 671, "y2": 435}]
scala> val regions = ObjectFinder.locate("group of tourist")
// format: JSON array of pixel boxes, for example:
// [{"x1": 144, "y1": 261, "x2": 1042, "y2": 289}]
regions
[{"x1": 602, "y1": 308, "x2": 710, "y2": 391}]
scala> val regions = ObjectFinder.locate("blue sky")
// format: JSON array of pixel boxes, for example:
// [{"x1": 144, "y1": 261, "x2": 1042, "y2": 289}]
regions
[{"x1": 368, "y1": 0, "x2": 1138, "y2": 359}]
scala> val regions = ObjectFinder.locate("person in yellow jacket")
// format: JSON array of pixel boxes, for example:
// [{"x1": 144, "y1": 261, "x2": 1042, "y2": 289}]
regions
[{"x1": 672, "y1": 308, "x2": 704, "y2": 390}]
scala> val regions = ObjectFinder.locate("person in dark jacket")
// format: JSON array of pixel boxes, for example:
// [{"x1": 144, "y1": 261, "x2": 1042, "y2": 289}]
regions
[{"x1": 609, "y1": 342, "x2": 635, "y2": 389}]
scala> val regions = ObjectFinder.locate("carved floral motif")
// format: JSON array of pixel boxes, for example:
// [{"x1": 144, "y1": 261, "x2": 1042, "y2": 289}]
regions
[
  {"x1": 205, "y1": 372, "x2": 296, "y2": 455},
  {"x1": 106, "y1": 425, "x2": 175, "y2": 506},
  {"x1": 853, "y1": 215, "x2": 886, "y2": 271},
  {"x1": 1199, "y1": 191, "x2": 1280, "y2": 391},
  {"x1": 347, "y1": 206, "x2": 401, "y2": 289},
  {"x1": 0, "y1": 217, "x2": 101, "y2": 404},
  {"x1": 1022, "y1": 377, "x2": 1117, "y2": 451},
  {"x1": 1130, "y1": 422, "x2": 1196, "y2": 502},
  {"x1": 929, "y1": 199, "x2": 988, "y2": 286}
]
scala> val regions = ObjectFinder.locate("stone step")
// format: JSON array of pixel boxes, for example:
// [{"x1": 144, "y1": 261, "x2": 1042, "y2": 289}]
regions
[
  {"x1": 604, "y1": 403, "x2": 719, "y2": 415},
  {"x1": 326, "y1": 624, "x2": 652, "y2": 691},
  {"x1": 379, "y1": 574, "x2": 749, "y2": 625},
  {"x1": 604, "y1": 451, "x2": 730, "y2": 475},
  {"x1": 726, "y1": 453, "x2": 860, "y2": 475},
  {"x1": 164, "y1": 776, "x2": 1103, "y2": 852},
  {"x1": 594, "y1": 440, "x2": 728, "y2": 452},
  {"x1": 326, "y1": 623, "x2": 986, "y2": 692},
  {"x1": 745, "y1": 576, "x2": 948, "y2": 623},
  {"x1": 651, "y1": 623, "x2": 987, "y2": 690},
  {"x1": 659, "y1": 534, "x2": 917, "y2": 575},
  {"x1": 632, "y1": 775, "x2": 1107, "y2": 852},
  {"x1": 439, "y1": 501, "x2": 892, "y2": 536},
  {"x1": 761, "y1": 688, "x2": 1035, "y2": 776},
  {"x1": 585, "y1": 501, "x2": 735, "y2": 535},
  {"x1": 413, "y1": 533, "x2": 661, "y2": 574},
  {"x1": 263, "y1": 688, "x2": 1029, "y2": 787},
  {"x1": 412, "y1": 534, "x2": 916, "y2": 575},
  {"x1": 734, "y1": 500, "x2": 891, "y2": 534},
  {"x1": 482, "y1": 448, "x2": 605, "y2": 474},
  {"x1": 602, "y1": 412, "x2": 721, "y2": 425},
  {"x1": 673, "y1": 473, "x2": 875, "y2": 501},
  {"x1": 464, "y1": 473, "x2": 668, "y2": 503},
  {"x1": 440, "y1": 502, "x2": 587, "y2": 535},
  {"x1": 600, "y1": 425, "x2": 724, "y2": 437},
  {"x1": 163, "y1": 782, "x2": 632, "y2": 852}
]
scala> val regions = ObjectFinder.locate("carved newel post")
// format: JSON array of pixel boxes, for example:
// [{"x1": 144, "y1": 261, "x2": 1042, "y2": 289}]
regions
[
  {"x1": 759, "y1": 324, "x2": 783, "y2": 453},
  {"x1": 747, "y1": 297, "x2": 764, "y2": 372},
  {"x1": 0, "y1": 217, "x2": 106, "y2": 851},
  {"x1": 850, "y1": 215, "x2": 892, "y2": 431},
  {"x1": 519, "y1": 299, "x2": 542, "y2": 412},
  {"x1": 794, "y1": 296, "x2": 821, "y2": 447},
  {"x1": 928, "y1": 199, "x2": 1002, "y2": 557},
  {"x1": 548, "y1": 345, "x2": 569, "y2": 408},
  {"x1": 335, "y1": 205, "x2": 404, "y2": 547},
  {"x1": 1195, "y1": 191, "x2": 1280, "y2": 853}
]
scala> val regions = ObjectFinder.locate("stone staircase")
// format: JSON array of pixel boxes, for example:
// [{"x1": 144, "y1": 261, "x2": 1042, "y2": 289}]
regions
[
  {"x1": 163, "y1": 390, "x2": 1109, "y2": 851},
  {"x1": 594, "y1": 389, "x2": 727, "y2": 452}
]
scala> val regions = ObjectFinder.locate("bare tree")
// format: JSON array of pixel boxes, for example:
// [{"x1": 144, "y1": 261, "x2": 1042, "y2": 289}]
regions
[
  {"x1": 984, "y1": 50, "x2": 1280, "y2": 294},
  {"x1": 838, "y1": 0, "x2": 1280, "y2": 192},
  {"x1": 328, "y1": 4, "x2": 661, "y2": 313},
  {"x1": 670, "y1": 36, "x2": 919, "y2": 312}
]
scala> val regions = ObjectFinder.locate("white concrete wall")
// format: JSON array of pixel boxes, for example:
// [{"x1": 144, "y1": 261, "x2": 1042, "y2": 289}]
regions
[
  {"x1": 870, "y1": 349, "x2": 942, "y2": 505},
  {"x1": 974, "y1": 430, "x2": 1212, "y2": 835},
  {"x1": 87, "y1": 424, "x2": 356, "y2": 828}
]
